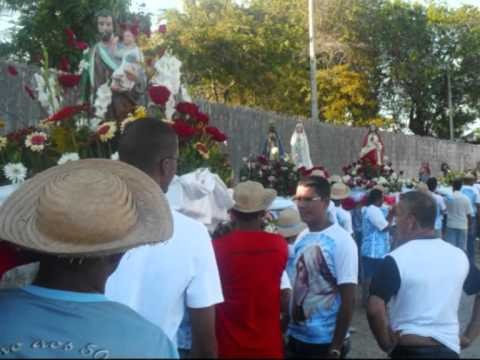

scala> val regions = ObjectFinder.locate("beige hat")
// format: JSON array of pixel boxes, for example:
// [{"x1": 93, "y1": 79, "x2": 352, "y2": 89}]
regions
[
  {"x1": 464, "y1": 172, "x2": 476, "y2": 180},
  {"x1": 373, "y1": 184, "x2": 386, "y2": 193},
  {"x1": 276, "y1": 208, "x2": 307, "y2": 238},
  {"x1": 331, "y1": 182, "x2": 351, "y2": 200},
  {"x1": 232, "y1": 181, "x2": 277, "y2": 213},
  {"x1": 0, "y1": 159, "x2": 173, "y2": 257},
  {"x1": 415, "y1": 182, "x2": 429, "y2": 193}
]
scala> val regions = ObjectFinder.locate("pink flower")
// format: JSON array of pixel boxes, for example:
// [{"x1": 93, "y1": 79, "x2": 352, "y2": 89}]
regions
[
  {"x1": 7, "y1": 65, "x2": 18, "y2": 76},
  {"x1": 158, "y1": 24, "x2": 167, "y2": 34}
]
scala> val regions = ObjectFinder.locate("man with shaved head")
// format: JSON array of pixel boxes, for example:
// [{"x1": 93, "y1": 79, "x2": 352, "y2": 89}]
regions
[{"x1": 367, "y1": 191, "x2": 480, "y2": 358}]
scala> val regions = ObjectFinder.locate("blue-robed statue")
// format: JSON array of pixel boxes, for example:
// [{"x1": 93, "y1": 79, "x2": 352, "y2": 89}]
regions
[{"x1": 262, "y1": 123, "x2": 285, "y2": 160}]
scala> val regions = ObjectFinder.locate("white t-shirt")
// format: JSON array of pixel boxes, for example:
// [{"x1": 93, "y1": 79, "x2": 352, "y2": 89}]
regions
[
  {"x1": 327, "y1": 201, "x2": 338, "y2": 224},
  {"x1": 446, "y1": 191, "x2": 474, "y2": 230},
  {"x1": 335, "y1": 206, "x2": 353, "y2": 235},
  {"x1": 365, "y1": 205, "x2": 389, "y2": 231},
  {"x1": 105, "y1": 210, "x2": 224, "y2": 342},
  {"x1": 388, "y1": 239, "x2": 469, "y2": 354}
]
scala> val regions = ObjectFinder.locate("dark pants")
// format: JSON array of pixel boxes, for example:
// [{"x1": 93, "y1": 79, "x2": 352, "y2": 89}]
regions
[
  {"x1": 390, "y1": 345, "x2": 458, "y2": 359},
  {"x1": 287, "y1": 336, "x2": 350, "y2": 359},
  {"x1": 467, "y1": 220, "x2": 477, "y2": 260}
]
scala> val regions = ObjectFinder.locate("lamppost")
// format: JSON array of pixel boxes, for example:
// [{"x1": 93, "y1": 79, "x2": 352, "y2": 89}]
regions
[{"x1": 308, "y1": 0, "x2": 319, "y2": 121}]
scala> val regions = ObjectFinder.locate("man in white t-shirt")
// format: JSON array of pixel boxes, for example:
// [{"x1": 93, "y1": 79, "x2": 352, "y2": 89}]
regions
[
  {"x1": 461, "y1": 173, "x2": 480, "y2": 259},
  {"x1": 288, "y1": 176, "x2": 358, "y2": 359},
  {"x1": 426, "y1": 177, "x2": 446, "y2": 238},
  {"x1": 367, "y1": 191, "x2": 480, "y2": 359},
  {"x1": 105, "y1": 119, "x2": 223, "y2": 357},
  {"x1": 445, "y1": 179, "x2": 474, "y2": 250}
]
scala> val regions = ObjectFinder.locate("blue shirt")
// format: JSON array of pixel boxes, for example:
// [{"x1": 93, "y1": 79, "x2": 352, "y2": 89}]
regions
[
  {"x1": 288, "y1": 224, "x2": 358, "y2": 344},
  {"x1": 461, "y1": 186, "x2": 478, "y2": 216},
  {"x1": 0, "y1": 286, "x2": 178, "y2": 359},
  {"x1": 361, "y1": 205, "x2": 390, "y2": 259}
]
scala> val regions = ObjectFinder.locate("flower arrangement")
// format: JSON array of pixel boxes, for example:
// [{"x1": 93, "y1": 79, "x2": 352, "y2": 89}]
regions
[
  {"x1": 239, "y1": 155, "x2": 300, "y2": 197},
  {"x1": 342, "y1": 158, "x2": 404, "y2": 193},
  {"x1": 0, "y1": 26, "x2": 233, "y2": 186}
]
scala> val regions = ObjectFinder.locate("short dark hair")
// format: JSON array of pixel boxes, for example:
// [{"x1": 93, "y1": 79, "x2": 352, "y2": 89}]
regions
[
  {"x1": 298, "y1": 176, "x2": 330, "y2": 201},
  {"x1": 426, "y1": 177, "x2": 437, "y2": 192},
  {"x1": 96, "y1": 9, "x2": 114, "y2": 19},
  {"x1": 399, "y1": 191, "x2": 436, "y2": 229},
  {"x1": 452, "y1": 178, "x2": 463, "y2": 191},
  {"x1": 230, "y1": 209, "x2": 265, "y2": 222},
  {"x1": 367, "y1": 189, "x2": 383, "y2": 206},
  {"x1": 119, "y1": 118, "x2": 178, "y2": 175}
]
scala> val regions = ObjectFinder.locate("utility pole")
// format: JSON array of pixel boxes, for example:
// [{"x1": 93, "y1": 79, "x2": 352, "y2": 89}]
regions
[
  {"x1": 447, "y1": 68, "x2": 454, "y2": 141},
  {"x1": 308, "y1": 0, "x2": 319, "y2": 121}
]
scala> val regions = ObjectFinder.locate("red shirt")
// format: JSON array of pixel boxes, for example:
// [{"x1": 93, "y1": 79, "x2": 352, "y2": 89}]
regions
[{"x1": 213, "y1": 230, "x2": 288, "y2": 358}]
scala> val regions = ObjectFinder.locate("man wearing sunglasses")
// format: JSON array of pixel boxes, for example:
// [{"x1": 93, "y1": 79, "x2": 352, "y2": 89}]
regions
[{"x1": 287, "y1": 176, "x2": 358, "y2": 359}]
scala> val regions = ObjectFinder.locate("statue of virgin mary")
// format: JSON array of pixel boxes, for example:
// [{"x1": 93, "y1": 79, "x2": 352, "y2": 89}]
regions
[
  {"x1": 359, "y1": 125, "x2": 384, "y2": 167},
  {"x1": 290, "y1": 122, "x2": 313, "y2": 169}
]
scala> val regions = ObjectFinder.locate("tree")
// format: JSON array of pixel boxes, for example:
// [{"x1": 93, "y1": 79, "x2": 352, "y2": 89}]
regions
[{"x1": 163, "y1": 0, "x2": 311, "y2": 117}]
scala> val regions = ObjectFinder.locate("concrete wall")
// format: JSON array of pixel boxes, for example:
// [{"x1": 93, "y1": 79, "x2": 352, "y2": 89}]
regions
[{"x1": 200, "y1": 101, "x2": 480, "y2": 179}]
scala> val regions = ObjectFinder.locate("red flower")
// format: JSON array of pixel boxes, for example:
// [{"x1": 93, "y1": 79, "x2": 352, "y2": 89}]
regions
[
  {"x1": 7, "y1": 65, "x2": 18, "y2": 76},
  {"x1": 7, "y1": 127, "x2": 35, "y2": 143},
  {"x1": 257, "y1": 155, "x2": 268, "y2": 165},
  {"x1": 48, "y1": 104, "x2": 89, "y2": 122},
  {"x1": 58, "y1": 56, "x2": 70, "y2": 72},
  {"x1": 158, "y1": 24, "x2": 167, "y2": 34},
  {"x1": 195, "y1": 111, "x2": 209, "y2": 124},
  {"x1": 206, "y1": 126, "x2": 227, "y2": 142},
  {"x1": 58, "y1": 73, "x2": 81, "y2": 88},
  {"x1": 172, "y1": 120, "x2": 196, "y2": 138},
  {"x1": 74, "y1": 41, "x2": 89, "y2": 50},
  {"x1": 64, "y1": 28, "x2": 76, "y2": 47},
  {"x1": 176, "y1": 102, "x2": 199, "y2": 117},
  {"x1": 341, "y1": 198, "x2": 357, "y2": 211},
  {"x1": 148, "y1": 85, "x2": 171, "y2": 105},
  {"x1": 24, "y1": 85, "x2": 36, "y2": 100}
]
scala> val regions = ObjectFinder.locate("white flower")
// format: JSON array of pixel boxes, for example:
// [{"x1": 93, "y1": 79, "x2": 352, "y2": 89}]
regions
[
  {"x1": 268, "y1": 176, "x2": 276, "y2": 182},
  {"x1": 351, "y1": 170, "x2": 357, "y2": 176},
  {"x1": 57, "y1": 152, "x2": 80, "y2": 165},
  {"x1": 342, "y1": 175, "x2": 351, "y2": 183},
  {"x1": 111, "y1": 152, "x2": 119, "y2": 161},
  {"x1": 4, "y1": 163, "x2": 27, "y2": 184},
  {"x1": 76, "y1": 60, "x2": 89, "y2": 75},
  {"x1": 271, "y1": 147, "x2": 279, "y2": 157},
  {"x1": 391, "y1": 172, "x2": 398, "y2": 180},
  {"x1": 378, "y1": 176, "x2": 388, "y2": 185},
  {"x1": 94, "y1": 83, "x2": 112, "y2": 119},
  {"x1": 242, "y1": 157, "x2": 248, "y2": 162}
]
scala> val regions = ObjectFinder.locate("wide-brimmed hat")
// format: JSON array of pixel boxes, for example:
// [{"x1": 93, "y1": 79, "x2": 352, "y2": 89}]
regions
[
  {"x1": 464, "y1": 172, "x2": 476, "y2": 181},
  {"x1": 0, "y1": 159, "x2": 173, "y2": 257},
  {"x1": 232, "y1": 181, "x2": 277, "y2": 213},
  {"x1": 276, "y1": 208, "x2": 307, "y2": 238},
  {"x1": 331, "y1": 182, "x2": 351, "y2": 200}
]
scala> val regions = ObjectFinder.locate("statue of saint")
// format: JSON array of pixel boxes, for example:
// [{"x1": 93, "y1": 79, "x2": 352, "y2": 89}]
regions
[
  {"x1": 262, "y1": 123, "x2": 285, "y2": 161},
  {"x1": 290, "y1": 122, "x2": 313, "y2": 169},
  {"x1": 81, "y1": 10, "x2": 147, "y2": 121},
  {"x1": 359, "y1": 125, "x2": 385, "y2": 167}
]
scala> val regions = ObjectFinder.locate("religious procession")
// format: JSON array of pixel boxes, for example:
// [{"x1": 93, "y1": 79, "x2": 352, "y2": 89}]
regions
[{"x1": 0, "y1": 0, "x2": 480, "y2": 359}]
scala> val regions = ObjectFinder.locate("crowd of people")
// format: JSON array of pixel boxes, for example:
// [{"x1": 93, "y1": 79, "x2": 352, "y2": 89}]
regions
[{"x1": 0, "y1": 117, "x2": 479, "y2": 359}]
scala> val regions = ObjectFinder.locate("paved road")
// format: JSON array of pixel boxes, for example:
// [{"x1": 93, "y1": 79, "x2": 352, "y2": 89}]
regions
[{"x1": 349, "y1": 293, "x2": 479, "y2": 358}]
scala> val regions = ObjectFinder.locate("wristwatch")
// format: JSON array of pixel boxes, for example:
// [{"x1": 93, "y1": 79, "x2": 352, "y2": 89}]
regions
[{"x1": 329, "y1": 349, "x2": 341, "y2": 358}]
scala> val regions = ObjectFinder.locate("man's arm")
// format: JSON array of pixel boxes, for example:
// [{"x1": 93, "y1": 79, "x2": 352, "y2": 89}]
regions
[
  {"x1": 189, "y1": 306, "x2": 217, "y2": 358},
  {"x1": 329, "y1": 283, "x2": 356, "y2": 357},
  {"x1": 367, "y1": 296, "x2": 396, "y2": 352}
]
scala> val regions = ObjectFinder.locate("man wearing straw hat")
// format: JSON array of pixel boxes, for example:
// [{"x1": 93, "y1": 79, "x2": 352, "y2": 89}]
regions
[
  {"x1": 105, "y1": 119, "x2": 223, "y2": 358},
  {"x1": 288, "y1": 176, "x2": 358, "y2": 359},
  {"x1": 0, "y1": 159, "x2": 178, "y2": 358},
  {"x1": 331, "y1": 182, "x2": 353, "y2": 236},
  {"x1": 214, "y1": 181, "x2": 288, "y2": 358}
]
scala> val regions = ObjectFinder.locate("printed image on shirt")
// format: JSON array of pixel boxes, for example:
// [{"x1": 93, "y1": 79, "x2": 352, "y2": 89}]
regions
[{"x1": 292, "y1": 245, "x2": 337, "y2": 323}]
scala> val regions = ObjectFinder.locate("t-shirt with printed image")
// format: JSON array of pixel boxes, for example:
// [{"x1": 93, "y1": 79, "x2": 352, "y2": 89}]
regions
[{"x1": 288, "y1": 223, "x2": 358, "y2": 345}]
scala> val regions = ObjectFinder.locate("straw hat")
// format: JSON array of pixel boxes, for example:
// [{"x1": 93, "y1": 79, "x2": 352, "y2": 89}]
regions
[
  {"x1": 415, "y1": 182, "x2": 429, "y2": 193},
  {"x1": 331, "y1": 182, "x2": 351, "y2": 200},
  {"x1": 276, "y1": 208, "x2": 307, "y2": 238},
  {"x1": 0, "y1": 159, "x2": 173, "y2": 257},
  {"x1": 232, "y1": 181, "x2": 277, "y2": 213}
]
